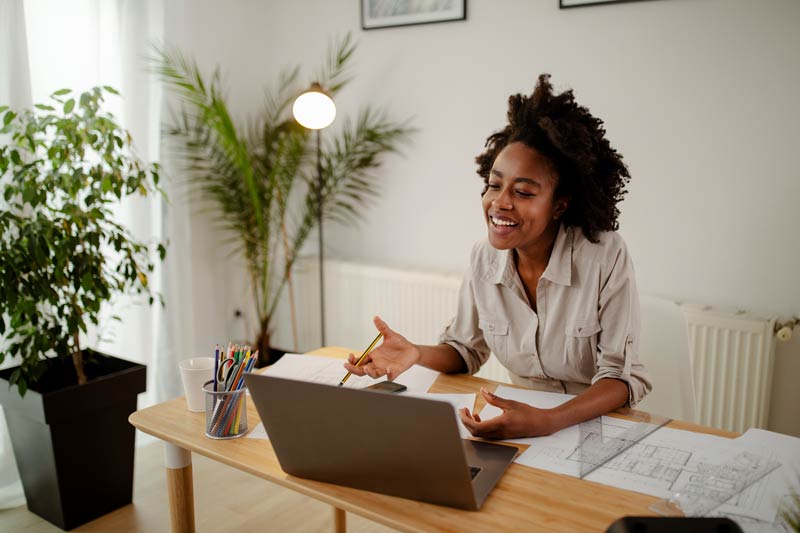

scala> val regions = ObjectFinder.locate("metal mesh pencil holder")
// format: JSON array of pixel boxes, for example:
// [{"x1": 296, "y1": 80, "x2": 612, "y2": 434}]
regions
[{"x1": 202, "y1": 380, "x2": 248, "y2": 439}]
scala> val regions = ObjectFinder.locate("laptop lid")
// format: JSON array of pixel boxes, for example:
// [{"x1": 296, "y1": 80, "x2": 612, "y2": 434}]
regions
[{"x1": 245, "y1": 373, "x2": 516, "y2": 510}]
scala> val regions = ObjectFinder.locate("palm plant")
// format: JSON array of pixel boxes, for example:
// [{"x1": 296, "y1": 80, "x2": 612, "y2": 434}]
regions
[{"x1": 152, "y1": 34, "x2": 413, "y2": 363}]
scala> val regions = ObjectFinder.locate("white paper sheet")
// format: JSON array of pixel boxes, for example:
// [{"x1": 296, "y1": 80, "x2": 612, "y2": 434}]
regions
[{"x1": 258, "y1": 353, "x2": 439, "y2": 393}]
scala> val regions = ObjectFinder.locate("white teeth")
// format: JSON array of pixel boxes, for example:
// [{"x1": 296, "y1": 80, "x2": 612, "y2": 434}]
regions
[{"x1": 492, "y1": 217, "x2": 517, "y2": 227}]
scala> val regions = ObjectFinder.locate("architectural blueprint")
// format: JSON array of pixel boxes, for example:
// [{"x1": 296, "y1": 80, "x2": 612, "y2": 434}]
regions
[{"x1": 480, "y1": 386, "x2": 799, "y2": 532}]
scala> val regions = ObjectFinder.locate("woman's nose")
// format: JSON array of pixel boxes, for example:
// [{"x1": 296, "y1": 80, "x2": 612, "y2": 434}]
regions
[{"x1": 492, "y1": 188, "x2": 512, "y2": 210}]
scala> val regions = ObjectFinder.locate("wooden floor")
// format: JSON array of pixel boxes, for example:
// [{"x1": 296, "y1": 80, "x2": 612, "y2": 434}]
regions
[{"x1": 0, "y1": 441, "x2": 398, "y2": 532}]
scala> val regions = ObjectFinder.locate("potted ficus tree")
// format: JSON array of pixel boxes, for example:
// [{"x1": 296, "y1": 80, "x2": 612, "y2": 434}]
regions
[{"x1": 0, "y1": 86, "x2": 165, "y2": 530}]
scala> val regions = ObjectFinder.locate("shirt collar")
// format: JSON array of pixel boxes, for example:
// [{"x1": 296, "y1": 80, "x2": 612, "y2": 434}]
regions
[
  {"x1": 541, "y1": 224, "x2": 573, "y2": 286},
  {"x1": 486, "y1": 224, "x2": 573, "y2": 287}
]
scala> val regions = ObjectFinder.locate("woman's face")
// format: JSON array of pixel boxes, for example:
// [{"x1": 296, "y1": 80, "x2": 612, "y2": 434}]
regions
[{"x1": 482, "y1": 142, "x2": 567, "y2": 254}]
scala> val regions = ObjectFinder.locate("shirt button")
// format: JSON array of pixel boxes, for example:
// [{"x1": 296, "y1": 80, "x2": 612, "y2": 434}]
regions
[{"x1": 488, "y1": 324, "x2": 494, "y2": 331}]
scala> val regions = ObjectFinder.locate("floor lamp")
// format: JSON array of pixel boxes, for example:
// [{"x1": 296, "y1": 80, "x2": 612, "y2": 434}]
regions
[{"x1": 292, "y1": 82, "x2": 336, "y2": 346}]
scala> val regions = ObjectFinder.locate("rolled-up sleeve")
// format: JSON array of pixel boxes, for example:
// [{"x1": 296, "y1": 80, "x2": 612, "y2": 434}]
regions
[
  {"x1": 591, "y1": 240, "x2": 652, "y2": 407},
  {"x1": 439, "y1": 247, "x2": 491, "y2": 375}
]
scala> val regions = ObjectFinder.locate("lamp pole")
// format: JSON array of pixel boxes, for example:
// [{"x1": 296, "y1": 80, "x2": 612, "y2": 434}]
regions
[
  {"x1": 316, "y1": 128, "x2": 325, "y2": 346},
  {"x1": 292, "y1": 83, "x2": 335, "y2": 348}
]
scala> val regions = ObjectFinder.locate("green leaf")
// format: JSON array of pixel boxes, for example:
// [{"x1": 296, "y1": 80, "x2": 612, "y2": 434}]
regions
[
  {"x1": 0, "y1": 105, "x2": 8, "y2": 113},
  {"x1": 52, "y1": 88, "x2": 71, "y2": 96},
  {"x1": 63, "y1": 99, "x2": 75, "y2": 114},
  {"x1": 3, "y1": 111, "x2": 16, "y2": 126},
  {"x1": 80, "y1": 272, "x2": 94, "y2": 291},
  {"x1": 35, "y1": 104, "x2": 55, "y2": 111},
  {"x1": 22, "y1": 185, "x2": 34, "y2": 204},
  {"x1": 102, "y1": 86, "x2": 120, "y2": 95}
]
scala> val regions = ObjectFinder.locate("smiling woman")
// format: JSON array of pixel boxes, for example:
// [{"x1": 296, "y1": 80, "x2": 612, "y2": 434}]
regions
[
  {"x1": 482, "y1": 143, "x2": 569, "y2": 277},
  {"x1": 342, "y1": 74, "x2": 651, "y2": 440}
]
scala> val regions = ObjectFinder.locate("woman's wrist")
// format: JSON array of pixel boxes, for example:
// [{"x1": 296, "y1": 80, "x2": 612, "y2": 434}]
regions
[
  {"x1": 409, "y1": 343, "x2": 422, "y2": 366},
  {"x1": 533, "y1": 407, "x2": 560, "y2": 437},
  {"x1": 416, "y1": 344, "x2": 465, "y2": 373}
]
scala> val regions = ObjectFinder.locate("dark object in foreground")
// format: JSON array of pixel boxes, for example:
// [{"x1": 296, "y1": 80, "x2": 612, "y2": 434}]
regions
[
  {"x1": 606, "y1": 516, "x2": 744, "y2": 533},
  {"x1": 0, "y1": 351, "x2": 146, "y2": 530},
  {"x1": 364, "y1": 380, "x2": 407, "y2": 393}
]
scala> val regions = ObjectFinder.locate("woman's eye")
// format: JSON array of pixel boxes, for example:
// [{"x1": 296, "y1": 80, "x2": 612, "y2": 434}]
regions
[
  {"x1": 487, "y1": 183, "x2": 501, "y2": 190},
  {"x1": 515, "y1": 190, "x2": 535, "y2": 198}
]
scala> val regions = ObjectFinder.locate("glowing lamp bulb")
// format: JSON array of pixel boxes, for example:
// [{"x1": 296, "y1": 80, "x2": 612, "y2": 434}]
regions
[{"x1": 292, "y1": 86, "x2": 336, "y2": 130}]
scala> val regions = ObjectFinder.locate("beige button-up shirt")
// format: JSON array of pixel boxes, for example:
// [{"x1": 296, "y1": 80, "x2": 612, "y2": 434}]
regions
[{"x1": 440, "y1": 225, "x2": 651, "y2": 406}]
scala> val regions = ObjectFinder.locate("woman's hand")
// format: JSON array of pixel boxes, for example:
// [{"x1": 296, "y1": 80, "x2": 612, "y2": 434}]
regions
[
  {"x1": 459, "y1": 387, "x2": 556, "y2": 439},
  {"x1": 343, "y1": 316, "x2": 421, "y2": 380}
]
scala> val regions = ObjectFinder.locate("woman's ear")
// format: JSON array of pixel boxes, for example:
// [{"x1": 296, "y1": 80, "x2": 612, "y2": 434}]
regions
[{"x1": 554, "y1": 196, "x2": 570, "y2": 219}]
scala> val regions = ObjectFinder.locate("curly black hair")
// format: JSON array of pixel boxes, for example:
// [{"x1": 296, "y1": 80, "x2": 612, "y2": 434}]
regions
[{"x1": 475, "y1": 74, "x2": 630, "y2": 243}]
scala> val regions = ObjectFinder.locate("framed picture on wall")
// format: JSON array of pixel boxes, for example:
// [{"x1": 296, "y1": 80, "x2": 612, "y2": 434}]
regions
[
  {"x1": 361, "y1": 0, "x2": 467, "y2": 30},
  {"x1": 560, "y1": 0, "x2": 658, "y2": 8}
]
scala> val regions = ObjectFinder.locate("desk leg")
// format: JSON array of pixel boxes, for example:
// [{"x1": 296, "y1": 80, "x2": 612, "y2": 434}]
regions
[
  {"x1": 333, "y1": 506, "x2": 346, "y2": 533},
  {"x1": 164, "y1": 443, "x2": 195, "y2": 533}
]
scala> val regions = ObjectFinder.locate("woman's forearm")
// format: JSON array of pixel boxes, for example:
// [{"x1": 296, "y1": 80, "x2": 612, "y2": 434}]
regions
[
  {"x1": 545, "y1": 378, "x2": 629, "y2": 433},
  {"x1": 416, "y1": 343, "x2": 469, "y2": 374}
]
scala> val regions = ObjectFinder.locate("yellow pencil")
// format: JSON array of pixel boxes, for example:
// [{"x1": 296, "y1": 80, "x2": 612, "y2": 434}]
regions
[
  {"x1": 232, "y1": 395, "x2": 243, "y2": 434},
  {"x1": 338, "y1": 332, "x2": 383, "y2": 386}
]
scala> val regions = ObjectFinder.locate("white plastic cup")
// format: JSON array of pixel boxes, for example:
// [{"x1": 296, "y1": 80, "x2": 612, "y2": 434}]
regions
[{"x1": 179, "y1": 357, "x2": 214, "y2": 412}]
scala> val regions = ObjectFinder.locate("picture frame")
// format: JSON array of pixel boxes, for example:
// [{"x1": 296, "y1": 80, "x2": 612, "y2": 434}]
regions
[
  {"x1": 361, "y1": 0, "x2": 467, "y2": 31},
  {"x1": 560, "y1": 0, "x2": 658, "y2": 8}
]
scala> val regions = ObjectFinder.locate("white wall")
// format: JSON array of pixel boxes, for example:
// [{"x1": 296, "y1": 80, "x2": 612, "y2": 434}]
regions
[{"x1": 163, "y1": 0, "x2": 800, "y2": 435}]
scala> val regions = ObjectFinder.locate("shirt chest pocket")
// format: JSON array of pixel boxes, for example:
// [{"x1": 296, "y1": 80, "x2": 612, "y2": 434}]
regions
[
  {"x1": 479, "y1": 318, "x2": 509, "y2": 359},
  {"x1": 564, "y1": 319, "x2": 601, "y2": 371}
]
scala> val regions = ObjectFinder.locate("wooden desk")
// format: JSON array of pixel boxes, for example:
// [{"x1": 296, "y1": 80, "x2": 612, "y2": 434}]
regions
[{"x1": 129, "y1": 348, "x2": 736, "y2": 532}]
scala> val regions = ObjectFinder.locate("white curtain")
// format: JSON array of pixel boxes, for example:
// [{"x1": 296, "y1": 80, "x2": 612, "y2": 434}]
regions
[
  {"x1": 0, "y1": 0, "x2": 32, "y2": 511},
  {"x1": 0, "y1": 0, "x2": 195, "y2": 510}
]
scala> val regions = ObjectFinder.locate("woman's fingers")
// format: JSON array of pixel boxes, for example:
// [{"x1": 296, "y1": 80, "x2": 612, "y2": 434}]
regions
[
  {"x1": 459, "y1": 408, "x2": 505, "y2": 438},
  {"x1": 480, "y1": 387, "x2": 516, "y2": 411},
  {"x1": 361, "y1": 362, "x2": 387, "y2": 379},
  {"x1": 373, "y1": 315, "x2": 394, "y2": 338},
  {"x1": 343, "y1": 361, "x2": 366, "y2": 375},
  {"x1": 459, "y1": 408, "x2": 475, "y2": 428},
  {"x1": 458, "y1": 408, "x2": 502, "y2": 438}
]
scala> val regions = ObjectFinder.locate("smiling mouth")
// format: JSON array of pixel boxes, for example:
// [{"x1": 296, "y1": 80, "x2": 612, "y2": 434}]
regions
[{"x1": 490, "y1": 215, "x2": 518, "y2": 228}]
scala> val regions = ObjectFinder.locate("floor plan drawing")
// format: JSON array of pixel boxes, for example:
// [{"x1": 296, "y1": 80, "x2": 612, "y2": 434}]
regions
[{"x1": 483, "y1": 387, "x2": 799, "y2": 532}]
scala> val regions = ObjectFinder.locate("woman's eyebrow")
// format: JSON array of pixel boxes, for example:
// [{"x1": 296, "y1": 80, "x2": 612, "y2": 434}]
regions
[
  {"x1": 514, "y1": 177, "x2": 541, "y2": 187},
  {"x1": 491, "y1": 169, "x2": 542, "y2": 187}
]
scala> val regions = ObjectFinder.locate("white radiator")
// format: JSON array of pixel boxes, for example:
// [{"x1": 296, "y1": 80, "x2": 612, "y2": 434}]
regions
[
  {"x1": 682, "y1": 305, "x2": 777, "y2": 433},
  {"x1": 272, "y1": 259, "x2": 778, "y2": 432}
]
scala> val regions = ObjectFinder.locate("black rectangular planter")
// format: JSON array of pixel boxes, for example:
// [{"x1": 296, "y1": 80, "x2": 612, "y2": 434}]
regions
[{"x1": 0, "y1": 352, "x2": 146, "y2": 530}]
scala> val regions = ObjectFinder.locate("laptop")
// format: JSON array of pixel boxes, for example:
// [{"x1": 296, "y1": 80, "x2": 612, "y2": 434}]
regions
[{"x1": 245, "y1": 374, "x2": 518, "y2": 510}]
